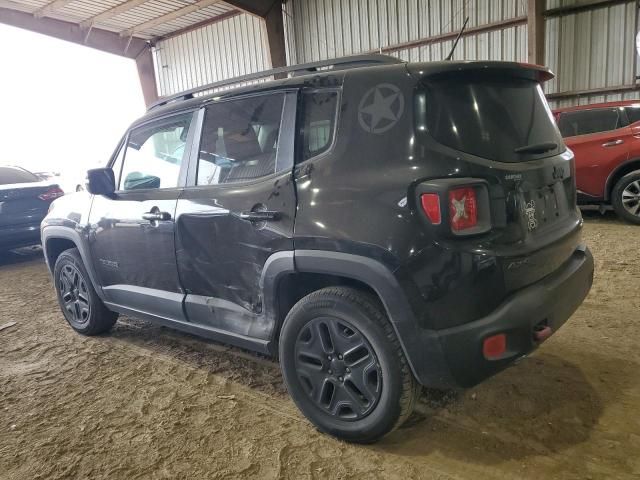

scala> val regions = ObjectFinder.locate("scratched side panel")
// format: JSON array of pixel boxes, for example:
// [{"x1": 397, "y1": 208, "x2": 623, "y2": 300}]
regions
[{"x1": 175, "y1": 170, "x2": 296, "y2": 338}]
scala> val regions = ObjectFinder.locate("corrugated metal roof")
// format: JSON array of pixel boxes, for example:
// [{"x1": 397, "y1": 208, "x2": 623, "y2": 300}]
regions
[{"x1": 0, "y1": 0, "x2": 237, "y2": 39}]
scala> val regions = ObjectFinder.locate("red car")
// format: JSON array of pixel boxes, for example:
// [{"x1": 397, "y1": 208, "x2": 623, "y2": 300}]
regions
[{"x1": 554, "y1": 101, "x2": 640, "y2": 224}]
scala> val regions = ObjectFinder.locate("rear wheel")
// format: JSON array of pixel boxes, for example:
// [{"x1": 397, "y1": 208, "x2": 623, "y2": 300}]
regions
[
  {"x1": 612, "y1": 171, "x2": 640, "y2": 225},
  {"x1": 53, "y1": 248, "x2": 118, "y2": 335},
  {"x1": 279, "y1": 287, "x2": 420, "y2": 443}
]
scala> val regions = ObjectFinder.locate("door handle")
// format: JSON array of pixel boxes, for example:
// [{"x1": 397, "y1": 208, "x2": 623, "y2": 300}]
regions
[
  {"x1": 239, "y1": 210, "x2": 281, "y2": 222},
  {"x1": 602, "y1": 139, "x2": 624, "y2": 147},
  {"x1": 142, "y1": 211, "x2": 171, "y2": 221}
]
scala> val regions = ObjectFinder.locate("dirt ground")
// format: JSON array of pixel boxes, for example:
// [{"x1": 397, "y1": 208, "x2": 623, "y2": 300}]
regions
[{"x1": 1, "y1": 212, "x2": 639, "y2": 480}]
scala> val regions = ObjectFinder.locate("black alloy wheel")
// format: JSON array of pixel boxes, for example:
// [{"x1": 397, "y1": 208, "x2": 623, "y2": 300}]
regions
[
  {"x1": 294, "y1": 316, "x2": 383, "y2": 420},
  {"x1": 279, "y1": 287, "x2": 420, "y2": 443},
  {"x1": 59, "y1": 263, "x2": 91, "y2": 325},
  {"x1": 53, "y1": 248, "x2": 118, "y2": 335}
]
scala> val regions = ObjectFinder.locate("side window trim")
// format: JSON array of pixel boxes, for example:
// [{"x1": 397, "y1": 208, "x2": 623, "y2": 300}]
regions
[
  {"x1": 115, "y1": 109, "x2": 198, "y2": 194},
  {"x1": 276, "y1": 92, "x2": 297, "y2": 173},
  {"x1": 296, "y1": 87, "x2": 341, "y2": 165},
  {"x1": 185, "y1": 90, "x2": 296, "y2": 188},
  {"x1": 108, "y1": 133, "x2": 129, "y2": 190}
]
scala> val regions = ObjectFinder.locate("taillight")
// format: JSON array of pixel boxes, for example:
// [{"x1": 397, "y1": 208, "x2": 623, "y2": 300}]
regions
[
  {"x1": 416, "y1": 179, "x2": 491, "y2": 236},
  {"x1": 38, "y1": 186, "x2": 64, "y2": 201},
  {"x1": 420, "y1": 193, "x2": 441, "y2": 225},
  {"x1": 449, "y1": 187, "x2": 477, "y2": 232}
]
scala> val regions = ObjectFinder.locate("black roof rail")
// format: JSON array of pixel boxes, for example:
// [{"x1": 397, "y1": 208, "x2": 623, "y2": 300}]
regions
[{"x1": 148, "y1": 54, "x2": 403, "y2": 110}]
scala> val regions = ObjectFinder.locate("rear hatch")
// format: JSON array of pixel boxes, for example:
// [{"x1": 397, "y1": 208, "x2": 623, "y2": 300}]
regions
[
  {"x1": 410, "y1": 62, "x2": 581, "y2": 290},
  {"x1": 0, "y1": 167, "x2": 63, "y2": 229}
]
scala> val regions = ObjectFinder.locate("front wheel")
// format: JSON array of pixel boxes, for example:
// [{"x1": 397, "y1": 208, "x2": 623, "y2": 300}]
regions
[
  {"x1": 612, "y1": 171, "x2": 640, "y2": 224},
  {"x1": 279, "y1": 287, "x2": 420, "y2": 443},
  {"x1": 53, "y1": 248, "x2": 118, "y2": 335}
]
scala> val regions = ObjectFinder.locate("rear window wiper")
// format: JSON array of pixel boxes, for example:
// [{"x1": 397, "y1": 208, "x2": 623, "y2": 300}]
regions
[{"x1": 514, "y1": 142, "x2": 558, "y2": 154}]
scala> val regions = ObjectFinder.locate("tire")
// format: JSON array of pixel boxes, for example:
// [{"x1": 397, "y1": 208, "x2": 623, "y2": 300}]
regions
[
  {"x1": 279, "y1": 287, "x2": 420, "y2": 443},
  {"x1": 611, "y1": 171, "x2": 640, "y2": 225},
  {"x1": 53, "y1": 248, "x2": 118, "y2": 335}
]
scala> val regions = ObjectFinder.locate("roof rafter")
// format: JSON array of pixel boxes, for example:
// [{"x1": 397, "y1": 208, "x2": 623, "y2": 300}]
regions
[
  {"x1": 33, "y1": 0, "x2": 75, "y2": 18},
  {"x1": 80, "y1": 0, "x2": 151, "y2": 29},
  {"x1": 119, "y1": 0, "x2": 222, "y2": 38},
  {"x1": 0, "y1": 6, "x2": 148, "y2": 58}
]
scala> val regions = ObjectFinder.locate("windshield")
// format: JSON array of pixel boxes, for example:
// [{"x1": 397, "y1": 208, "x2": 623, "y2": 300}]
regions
[
  {"x1": 0, "y1": 166, "x2": 39, "y2": 185},
  {"x1": 420, "y1": 76, "x2": 564, "y2": 162}
]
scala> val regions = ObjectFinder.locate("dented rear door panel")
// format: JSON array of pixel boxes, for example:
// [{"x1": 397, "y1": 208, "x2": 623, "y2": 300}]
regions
[{"x1": 175, "y1": 91, "x2": 297, "y2": 340}]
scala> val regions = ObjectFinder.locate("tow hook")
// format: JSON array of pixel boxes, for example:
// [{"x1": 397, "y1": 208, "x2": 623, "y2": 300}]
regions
[{"x1": 533, "y1": 325, "x2": 553, "y2": 343}]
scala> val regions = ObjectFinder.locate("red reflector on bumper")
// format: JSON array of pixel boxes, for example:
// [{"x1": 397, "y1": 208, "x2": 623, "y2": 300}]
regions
[{"x1": 483, "y1": 334, "x2": 506, "y2": 359}]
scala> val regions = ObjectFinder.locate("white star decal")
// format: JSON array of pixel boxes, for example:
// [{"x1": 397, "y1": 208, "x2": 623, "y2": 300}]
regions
[
  {"x1": 360, "y1": 89, "x2": 400, "y2": 129},
  {"x1": 358, "y1": 84, "x2": 405, "y2": 134}
]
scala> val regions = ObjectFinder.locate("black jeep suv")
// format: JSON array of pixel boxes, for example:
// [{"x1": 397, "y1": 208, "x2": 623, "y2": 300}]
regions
[{"x1": 42, "y1": 55, "x2": 594, "y2": 443}]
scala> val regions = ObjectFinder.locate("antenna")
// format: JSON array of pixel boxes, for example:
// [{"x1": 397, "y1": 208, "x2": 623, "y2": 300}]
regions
[{"x1": 445, "y1": 17, "x2": 469, "y2": 61}]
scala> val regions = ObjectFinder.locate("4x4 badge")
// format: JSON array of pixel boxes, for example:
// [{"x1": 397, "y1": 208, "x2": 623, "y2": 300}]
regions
[
  {"x1": 524, "y1": 200, "x2": 538, "y2": 231},
  {"x1": 358, "y1": 84, "x2": 405, "y2": 134}
]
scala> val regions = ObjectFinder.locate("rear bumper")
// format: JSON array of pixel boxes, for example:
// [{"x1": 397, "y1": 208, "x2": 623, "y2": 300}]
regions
[
  {"x1": 400, "y1": 245, "x2": 594, "y2": 389},
  {"x1": 0, "y1": 223, "x2": 42, "y2": 250}
]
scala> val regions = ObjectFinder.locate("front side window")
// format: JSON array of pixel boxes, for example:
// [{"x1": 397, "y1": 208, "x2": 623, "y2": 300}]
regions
[
  {"x1": 119, "y1": 113, "x2": 193, "y2": 191},
  {"x1": 626, "y1": 106, "x2": 640, "y2": 124},
  {"x1": 300, "y1": 91, "x2": 338, "y2": 161},
  {"x1": 197, "y1": 94, "x2": 285, "y2": 185},
  {"x1": 557, "y1": 108, "x2": 623, "y2": 138}
]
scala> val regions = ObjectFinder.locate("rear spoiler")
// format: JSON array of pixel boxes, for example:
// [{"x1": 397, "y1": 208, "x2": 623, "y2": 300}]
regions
[{"x1": 406, "y1": 60, "x2": 554, "y2": 83}]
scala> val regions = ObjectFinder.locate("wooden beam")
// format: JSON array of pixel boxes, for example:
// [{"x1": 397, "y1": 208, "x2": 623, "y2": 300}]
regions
[
  {"x1": 135, "y1": 47, "x2": 158, "y2": 106},
  {"x1": 264, "y1": 0, "x2": 285, "y2": 68},
  {"x1": 33, "y1": 0, "x2": 75, "y2": 18},
  {"x1": 0, "y1": 6, "x2": 148, "y2": 58},
  {"x1": 152, "y1": 9, "x2": 242, "y2": 42},
  {"x1": 377, "y1": 16, "x2": 527, "y2": 55},
  {"x1": 80, "y1": 0, "x2": 151, "y2": 29},
  {"x1": 546, "y1": 84, "x2": 639, "y2": 100},
  {"x1": 119, "y1": 0, "x2": 222, "y2": 37},
  {"x1": 221, "y1": 0, "x2": 271, "y2": 17},
  {"x1": 544, "y1": 0, "x2": 628, "y2": 17},
  {"x1": 527, "y1": 0, "x2": 545, "y2": 65}
]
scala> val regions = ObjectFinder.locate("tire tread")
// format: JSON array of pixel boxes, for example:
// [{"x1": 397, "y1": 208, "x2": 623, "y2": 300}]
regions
[{"x1": 285, "y1": 286, "x2": 420, "y2": 438}]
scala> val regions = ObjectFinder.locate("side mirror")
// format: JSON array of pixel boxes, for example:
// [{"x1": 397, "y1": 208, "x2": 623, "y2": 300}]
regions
[{"x1": 86, "y1": 168, "x2": 116, "y2": 197}]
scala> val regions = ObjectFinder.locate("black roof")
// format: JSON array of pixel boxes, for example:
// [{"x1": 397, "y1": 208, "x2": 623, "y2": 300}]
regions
[{"x1": 134, "y1": 55, "x2": 554, "y2": 127}]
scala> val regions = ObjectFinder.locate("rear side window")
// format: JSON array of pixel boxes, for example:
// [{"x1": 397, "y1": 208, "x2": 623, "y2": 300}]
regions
[
  {"x1": 557, "y1": 109, "x2": 623, "y2": 137},
  {"x1": 422, "y1": 76, "x2": 563, "y2": 162},
  {"x1": 300, "y1": 91, "x2": 338, "y2": 161},
  {"x1": 0, "y1": 167, "x2": 38, "y2": 185},
  {"x1": 197, "y1": 93, "x2": 285, "y2": 185},
  {"x1": 626, "y1": 106, "x2": 640, "y2": 124}
]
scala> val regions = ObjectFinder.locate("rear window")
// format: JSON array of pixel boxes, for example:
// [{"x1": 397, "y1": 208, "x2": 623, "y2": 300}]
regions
[
  {"x1": 557, "y1": 108, "x2": 623, "y2": 137},
  {"x1": 420, "y1": 76, "x2": 563, "y2": 162},
  {"x1": 0, "y1": 167, "x2": 39, "y2": 185}
]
